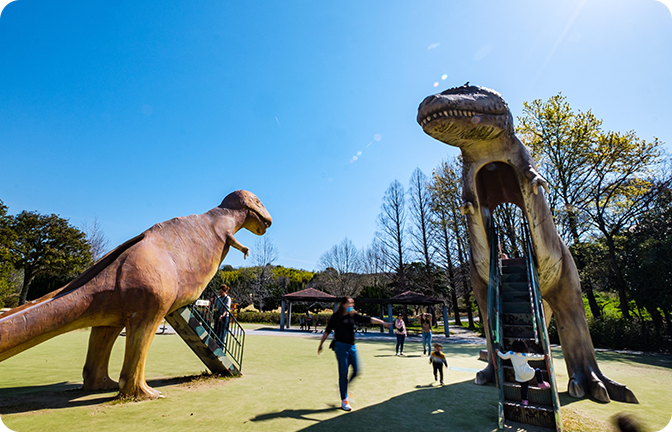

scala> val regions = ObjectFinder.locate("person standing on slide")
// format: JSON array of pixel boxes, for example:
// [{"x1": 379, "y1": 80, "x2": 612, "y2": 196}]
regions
[{"x1": 318, "y1": 296, "x2": 391, "y2": 411}]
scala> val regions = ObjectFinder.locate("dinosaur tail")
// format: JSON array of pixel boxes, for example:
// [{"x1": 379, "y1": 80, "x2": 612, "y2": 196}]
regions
[
  {"x1": 0, "y1": 285, "x2": 99, "y2": 361},
  {"x1": 0, "y1": 233, "x2": 146, "y2": 362}
]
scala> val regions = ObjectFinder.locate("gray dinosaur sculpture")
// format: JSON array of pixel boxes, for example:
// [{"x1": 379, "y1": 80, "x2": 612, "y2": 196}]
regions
[{"x1": 417, "y1": 84, "x2": 637, "y2": 403}]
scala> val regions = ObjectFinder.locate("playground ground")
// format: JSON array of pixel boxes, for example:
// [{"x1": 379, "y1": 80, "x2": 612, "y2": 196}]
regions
[{"x1": 0, "y1": 324, "x2": 670, "y2": 432}]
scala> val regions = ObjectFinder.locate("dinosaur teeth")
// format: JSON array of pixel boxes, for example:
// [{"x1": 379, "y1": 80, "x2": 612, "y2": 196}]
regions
[{"x1": 443, "y1": 111, "x2": 448, "y2": 116}]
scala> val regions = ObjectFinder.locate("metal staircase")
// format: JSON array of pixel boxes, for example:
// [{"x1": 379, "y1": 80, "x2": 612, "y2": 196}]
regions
[
  {"x1": 165, "y1": 286, "x2": 245, "y2": 376},
  {"x1": 488, "y1": 220, "x2": 563, "y2": 431}
]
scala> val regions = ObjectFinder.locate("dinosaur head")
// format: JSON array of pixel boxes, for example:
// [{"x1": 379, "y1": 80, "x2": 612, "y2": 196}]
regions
[
  {"x1": 417, "y1": 84, "x2": 513, "y2": 147},
  {"x1": 219, "y1": 190, "x2": 272, "y2": 235}
]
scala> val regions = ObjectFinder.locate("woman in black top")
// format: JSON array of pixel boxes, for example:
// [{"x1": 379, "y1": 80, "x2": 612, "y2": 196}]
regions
[{"x1": 318, "y1": 296, "x2": 391, "y2": 411}]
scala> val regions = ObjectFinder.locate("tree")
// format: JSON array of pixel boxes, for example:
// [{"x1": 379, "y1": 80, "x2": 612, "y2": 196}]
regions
[
  {"x1": 81, "y1": 218, "x2": 110, "y2": 262},
  {"x1": 429, "y1": 159, "x2": 475, "y2": 328},
  {"x1": 517, "y1": 93, "x2": 601, "y2": 245},
  {"x1": 624, "y1": 185, "x2": 672, "y2": 331},
  {"x1": 317, "y1": 237, "x2": 363, "y2": 297},
  {"x1": 5, "y1": 210, "x2": 91, "y2": 305},
  {"x1": 376, "y1": 180, "x2": 407, "y2": 294},
  {"x1": 361, "y1": 238, "x2": 388, "y2": 290},
  {"x1": 0, "y1": 200, "x2": 18, "y2": 307},
  {"x1": 517, "y1": 93, "x2": 667, "y2": 319},
  {"x1": 407, "y1": 167, "x2": 436, "y2": 293},
  {"x1": 583, "y1": 131, "x2": 665, "y2": 318},
  {"x1": 249, "y1": 236, "x2": 279, "y2": 311}
]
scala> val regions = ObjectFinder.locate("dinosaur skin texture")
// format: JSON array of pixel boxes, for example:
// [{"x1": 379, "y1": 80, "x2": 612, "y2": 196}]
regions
[
  {"x1": 0, "y1": 190, "x2": 271, "y2": 400},
  {"x1": 417, "y1": 84, "x2": 637, "y2": 404}
]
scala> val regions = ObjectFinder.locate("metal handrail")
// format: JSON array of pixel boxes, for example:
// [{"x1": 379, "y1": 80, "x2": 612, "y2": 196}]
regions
[
  {"x1": 189, "y1": 286, "x2": 246, "y2": 373},
  {"x1": 522, "y1": 226, "x2": 563, "y2": 432},
  {"x1": 487, "y1": 215, "x2": 505, "y2": 430}
]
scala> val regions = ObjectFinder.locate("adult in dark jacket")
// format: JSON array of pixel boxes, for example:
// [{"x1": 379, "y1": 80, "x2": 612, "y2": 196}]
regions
[{"x1": 318, "y1": 296, "x2": 391, "y2": 411}]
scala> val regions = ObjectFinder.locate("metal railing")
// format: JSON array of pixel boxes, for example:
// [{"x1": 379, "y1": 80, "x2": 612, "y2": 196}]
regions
[
  {"x1": 487, "y1": 215, "x2": 505, "y2": 430},
  {"x1": 188, "y1": 286, "x2": 246, "y2": 373}
]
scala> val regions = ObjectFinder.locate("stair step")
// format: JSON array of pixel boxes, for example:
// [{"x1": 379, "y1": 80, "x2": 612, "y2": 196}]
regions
[
  {"x1": 501, "y1": 265, "x2": 526, "y2": 275},
  {"x1": 502, "y1": 258, "x2": 526, "y2": 266},
  {"x1": 503, "y1": 313, "x2": 533, "y2": 326},
  {"x1": 501, "y1": 272, "x2": 528, "y2": 283},
  {"x1": 502, "y1": 281, "x2": 529, "y2": 293},
  {"x1": 503, "y1": 381, "x2": 554, "y2": 406},
  {"x1": 503, "y1": 324, "x2": 535, "y2": 339},
  {"x1": 165, "y1": 306, "x2": 239, "y2": 376},
  {"x1": 502, "y1": 291, "x2": 530, "y2": 303},
  {"x1": 503, "y1": 301, "x2": 532, "y2": 314},
  {"x1": 503, "y1": 401, "x2": 556, "y2": 430}
]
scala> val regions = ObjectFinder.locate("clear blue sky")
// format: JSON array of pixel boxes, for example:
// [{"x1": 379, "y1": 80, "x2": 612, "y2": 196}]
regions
[{"x1": 1, "y1": 0, "x2": 671, "y2": 271}]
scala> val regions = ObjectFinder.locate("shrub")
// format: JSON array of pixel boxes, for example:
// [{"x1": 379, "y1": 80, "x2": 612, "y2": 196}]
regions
[{"x1": 547, "y1": 315, "x2": 669, "y2": 353}]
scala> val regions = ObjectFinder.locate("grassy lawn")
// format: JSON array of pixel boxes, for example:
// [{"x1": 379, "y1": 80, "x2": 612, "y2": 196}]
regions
[{"x1": 0, "y1": 326, "x2": 670, "y2": 432}]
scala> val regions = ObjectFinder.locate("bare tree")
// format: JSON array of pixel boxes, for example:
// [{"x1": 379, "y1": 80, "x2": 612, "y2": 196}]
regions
[
  {"x1": 81, "y1": 218, "x2": 110, "y2": 262},
  {"x1": 317, "y1": 237, "x2": 363, "y2": 297},
  {"x1": 408, "y1": 167, "x2": 436, "y2": 293},
  {"x1": 250, "y1": 236, "x2": 279, "y2": 311},
  {"x1": 375, "y1": 180, "x2": 407, "y2": 294}
]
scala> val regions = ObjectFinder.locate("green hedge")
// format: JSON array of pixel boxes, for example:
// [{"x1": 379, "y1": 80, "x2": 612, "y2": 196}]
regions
[
  {"x1": 547, "y1": 316, "x2": 669, "y2": 353},
  {"x1": 236, "y1": 311, "x2": 332, "y2": 326}
]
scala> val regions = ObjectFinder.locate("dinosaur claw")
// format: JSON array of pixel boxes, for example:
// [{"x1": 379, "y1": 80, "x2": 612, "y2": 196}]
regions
[
  {"x1": 568, "y1": 377, "x2": 585, "y2": 398},
  {"x1": 590, "y1": 378, "x2": 610, "y2": 403}
]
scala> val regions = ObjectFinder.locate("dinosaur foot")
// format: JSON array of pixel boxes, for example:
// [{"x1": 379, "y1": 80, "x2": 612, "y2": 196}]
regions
[
  {"x1": 118, "y1": 379, "x2": 163, "y2": 401},
  {"x1": 568, "y1": 371, "x2": 638, "y2": 404},
  {"x1": 475, "y1": 364, "x2": 495, "y2": 385},
  {"x1": 83, "y1": 376, "x2": 119, "y2": 391}
]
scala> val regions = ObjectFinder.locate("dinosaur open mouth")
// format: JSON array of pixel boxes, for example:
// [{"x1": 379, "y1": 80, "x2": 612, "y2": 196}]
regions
[{"x1": 418, "y1": 109, "x2": 504, "y2": 128}]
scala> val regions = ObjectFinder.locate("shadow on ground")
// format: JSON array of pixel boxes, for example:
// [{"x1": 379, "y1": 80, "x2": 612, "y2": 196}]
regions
[
  {"x1": 251, "y1": 380, "x2": 501, "y2": 432},
  {"x1": 0, "y1": 374, "x2": 215, "y2": 414}
]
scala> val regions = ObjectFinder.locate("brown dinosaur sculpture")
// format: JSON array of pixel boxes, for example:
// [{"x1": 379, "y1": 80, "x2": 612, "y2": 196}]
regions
[
  {"x1": 0, "y1": 190, "x2": 271, "y2": 400},
  {"x1": 417, "y1": 84, "x2": 637, "y2": 403}
]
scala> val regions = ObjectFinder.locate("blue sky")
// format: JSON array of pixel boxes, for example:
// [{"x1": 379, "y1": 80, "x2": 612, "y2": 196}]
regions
[{"x1": 1, "y1": 0, "x2": 671, "y2": 271}]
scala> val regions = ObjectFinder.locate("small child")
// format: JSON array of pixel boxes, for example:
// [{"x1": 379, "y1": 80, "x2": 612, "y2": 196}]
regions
[
  {"x1": 429, "y1": 343, "x2": 448, "y2": 384},
  {"x1": 496, "y1": 339, "x2": 550, "y2": 406}
]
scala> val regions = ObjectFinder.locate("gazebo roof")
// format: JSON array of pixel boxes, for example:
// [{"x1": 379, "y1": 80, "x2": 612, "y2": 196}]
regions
[
  {"x1": 282, "y1": 288, "x2": 337, "y2": 302},
  {"x1": 389, "y1": 290, "x2": 443, "y2": 305}
]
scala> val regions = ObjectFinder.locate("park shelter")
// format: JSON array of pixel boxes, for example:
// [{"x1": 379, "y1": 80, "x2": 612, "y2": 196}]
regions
[
  {"x1": 388, "y1": 291, "x2": 449, "y2": 336},
  {"x1": 280, "y1": 288, "x2": 337, "y2": 330}
]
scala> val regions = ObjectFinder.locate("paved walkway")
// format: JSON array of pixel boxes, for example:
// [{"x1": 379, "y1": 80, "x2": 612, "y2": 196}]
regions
[{"x1": 245, "y1": 324, "x2": 486, "y2": 345}]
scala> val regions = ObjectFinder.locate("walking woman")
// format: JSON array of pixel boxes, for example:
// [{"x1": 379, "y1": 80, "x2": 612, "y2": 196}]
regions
[
  {"x1": 318, "y1": 297, "x2": 391, "y2": 411},
  {"x1": 419, "y1": 312, "x2": 432, "y2": 355},
  {"x1": 394, "y1": 314, "x2": 407, "y2": 356}
]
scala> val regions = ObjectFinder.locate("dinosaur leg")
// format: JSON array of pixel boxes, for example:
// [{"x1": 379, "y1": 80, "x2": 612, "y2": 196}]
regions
[
  {"x1": 83, "y1": 326, "x2": 123, "y2": 390},
  {"x1": 547, "y1": 254, "x2": 637, "y2": 403},
  {"x1": 471, "y1": 269, "x2": 496, "y2": 385},
  {"x1": 117, "y1": 316, "x2": 164, "y2": 400}
]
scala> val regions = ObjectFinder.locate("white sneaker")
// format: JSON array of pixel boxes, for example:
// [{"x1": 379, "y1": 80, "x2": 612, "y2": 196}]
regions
[
  {"x1": 341, "y1": 399, "x2": 352, "y2": 411},
  {"x1": 395, "y1": 352, "x2": 399, "y2": 356},
  {"x1": 400, "y1": 352, "x2": 405, "y2": 356}
]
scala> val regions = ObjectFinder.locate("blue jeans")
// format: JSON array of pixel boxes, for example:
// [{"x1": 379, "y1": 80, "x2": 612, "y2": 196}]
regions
[
  {"x1": 395, "y1": 334, "x2": 405, "y2": 353},
  {"x1": 334, "y1": 341, "x2": 359, "y2": 400},
  {"x1": 422, "y1": 332, "x2": 432, "y2": 353}
]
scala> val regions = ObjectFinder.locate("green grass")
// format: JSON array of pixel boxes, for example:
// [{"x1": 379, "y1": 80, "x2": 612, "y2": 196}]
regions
[{"x1": 1, "y1": 327, "x2": 671, "y2": 432}]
